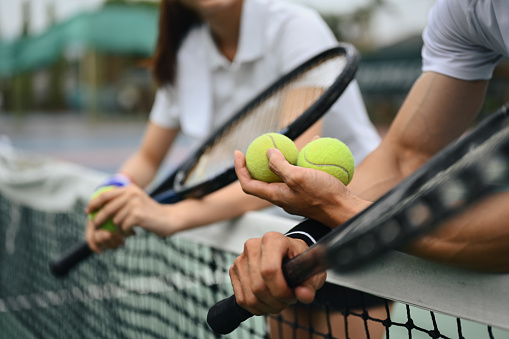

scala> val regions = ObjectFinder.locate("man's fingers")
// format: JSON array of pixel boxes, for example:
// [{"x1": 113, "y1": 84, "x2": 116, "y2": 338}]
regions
[
  {"x1": 294, "y1": 272, "x2": 326, "y2": 304},
  {"x1": 230, "y1": 244, "x2": 273, "y2": 315},
  {"x1": 234, "y1": 150, "x2": 273, "y2": 195},
  {"x1": 231, "y1": 236, "x2": 292, "y2": 315},
  {"x1": 293, "y1": 285, "x2": 317, "y2": 304},
  {"x1": 266, "y1": 148, "x2": 297, "y2": 183},
  {"x1": 234, "y1": 150, "x2": 249, "y2": 179},
  {"x1": 259, "y1": 232, "x2": 296, "y2": 304}
]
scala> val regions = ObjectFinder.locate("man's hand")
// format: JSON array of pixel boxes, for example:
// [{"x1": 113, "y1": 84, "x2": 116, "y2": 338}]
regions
[
  {"x1": 229, "y1": 232, "x2": 326, "y2": 315},
  {"x1": 234, "y1": 149, "x2": 370, "y2": 227}
]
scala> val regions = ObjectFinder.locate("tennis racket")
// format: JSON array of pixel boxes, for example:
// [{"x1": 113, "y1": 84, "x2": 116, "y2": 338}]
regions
[
  {"x1": 207, "y1": 104, "x2": 509, "y2": 334},
  {"x1": 48, "y1": 44, "x2": 361, "y2": 277}
]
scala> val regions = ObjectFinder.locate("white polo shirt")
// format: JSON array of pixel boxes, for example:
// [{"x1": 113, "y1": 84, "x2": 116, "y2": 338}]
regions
[
  {"x1": 422, "y1": 0, "x2": 509, "y2": 80},
  {"x1": 150, "y1": 0, "x2": 381, "y2": 164}
]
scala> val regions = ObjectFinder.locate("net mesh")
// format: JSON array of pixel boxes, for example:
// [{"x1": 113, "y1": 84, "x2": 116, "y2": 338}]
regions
[
  {"x1": 0, "y1": 193, "x2": 267, "y2": 338},
  {"x1": 1, "y1": 152, "x2": 508, "y2": 338}
]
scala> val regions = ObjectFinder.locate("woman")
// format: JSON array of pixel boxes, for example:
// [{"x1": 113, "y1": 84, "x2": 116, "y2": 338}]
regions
[
  {"x1": 86, "y1": 0, "x2": 384, "y2": 337},
  {"x1": 86, "y1": 0, "x2": 379, "y2": 250}
]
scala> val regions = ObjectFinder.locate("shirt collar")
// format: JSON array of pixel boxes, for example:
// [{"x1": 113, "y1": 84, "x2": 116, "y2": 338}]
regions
[{"x1": 205, "y1": 0, "x2": 266, "y2": 70}]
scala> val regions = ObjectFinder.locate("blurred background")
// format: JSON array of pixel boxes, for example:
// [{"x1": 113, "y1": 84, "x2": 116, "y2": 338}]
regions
[{"x1": 1, "y1": 0, "x2": 508, "y2": 173}]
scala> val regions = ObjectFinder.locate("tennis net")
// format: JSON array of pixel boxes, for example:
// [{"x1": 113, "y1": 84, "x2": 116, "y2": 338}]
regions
[{"x1": 1, "y1": 145, "x2": 508, "y2": 339}]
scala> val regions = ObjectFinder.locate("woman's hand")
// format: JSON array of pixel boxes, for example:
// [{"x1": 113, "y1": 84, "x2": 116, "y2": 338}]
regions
[{"x1": 85, "y1": 185, "x2": 180, "y2": 252}]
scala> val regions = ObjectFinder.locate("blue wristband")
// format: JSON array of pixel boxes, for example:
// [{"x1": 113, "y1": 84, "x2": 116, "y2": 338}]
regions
[{"x1": 97, "y1": 173, "x2": 132, "y2": 189}]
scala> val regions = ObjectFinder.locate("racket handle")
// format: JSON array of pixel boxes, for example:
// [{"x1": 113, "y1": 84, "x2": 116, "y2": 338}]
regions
[
  {"x1": 207, "y1": 295, "x2": 253, "y2": 334},
  {"x1": 207, "y1": 243, "x2": 327, "y2": 334},
  {"x1": 49, "y1": 240, "x2": 93, "y2": 277}
]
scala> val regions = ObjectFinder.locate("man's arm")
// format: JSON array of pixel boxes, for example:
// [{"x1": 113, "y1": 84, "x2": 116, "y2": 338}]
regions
[
  {"x1": 352, "y1": 73, "x2": 509, "y2": 271},
  {"x1": 236, "y1": 72, "x2": 489, "y2": 224},
  {"x1": 349, "y1": 71, "x2": 488, "y2": 201},
  {"x1": 236, "y1": 72, "x2": 509, "y2": 273},
  {"x1": 405, "y1": 191, "x2": 509, "y2": 272},
  {"x1": 230, "y1": 72, "x2": 509, "y2": 318}
]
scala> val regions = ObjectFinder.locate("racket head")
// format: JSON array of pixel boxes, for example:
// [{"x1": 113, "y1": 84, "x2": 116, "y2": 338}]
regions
[
  {"x1": 301, "y1": 104, "x2": 509, "y2": 275},
  {"x1": 151, "y1": 44, "x2": 360, "y2": 202}
]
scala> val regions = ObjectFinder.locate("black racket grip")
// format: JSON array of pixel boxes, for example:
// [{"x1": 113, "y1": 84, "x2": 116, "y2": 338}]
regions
[
  {"x1": 207, "y1": 245, "x2": 326, "y2": 334},
  {"x1": 49, "y1": 241, "x2": 93, "y2": 277},
  {"x1": 207, "y1": 295, "x2": 254, "y2": 334}
]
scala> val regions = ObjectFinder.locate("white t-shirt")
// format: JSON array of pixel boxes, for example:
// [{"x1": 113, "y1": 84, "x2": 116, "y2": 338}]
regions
[
  {"x1": 150, "y1": 0, "x2": 380, "y2": 164},
  {"x1": 422, "y1": 0, "x2": 509, "y2": 80}
]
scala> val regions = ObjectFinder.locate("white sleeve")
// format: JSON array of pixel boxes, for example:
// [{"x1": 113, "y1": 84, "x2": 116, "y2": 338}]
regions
[
  {"x1": 271, "y1": 5, "x2": 338, "y2": 72},
  {"x1": 268, "y1": 3, "x2": 380, "y2": 164},
  {"x1": 422, "y1": 0, "x2": 503, "y2": 80},
  {"x1": 266, "y1": 2, "x2": 380, "y2": 164},
  {"x1": 148, "y1": 87, "x2": 181, "y2": 129}
]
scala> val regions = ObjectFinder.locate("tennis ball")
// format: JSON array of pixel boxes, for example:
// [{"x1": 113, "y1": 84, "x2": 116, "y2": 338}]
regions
[
  {"x1": 88, "y1": 185, "x2": 117, "y2": 232},
  {"x1": 297, "y1": 138, "x2": 355, "y2": 186},
  {"x1": 245, "y1": 133, "x2": 299, "y2": 182}
]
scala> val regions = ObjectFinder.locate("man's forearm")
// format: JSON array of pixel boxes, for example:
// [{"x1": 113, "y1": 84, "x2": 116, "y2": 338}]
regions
[{"x1": 404, "y1": 191, "x2": 509, "y2": 272}]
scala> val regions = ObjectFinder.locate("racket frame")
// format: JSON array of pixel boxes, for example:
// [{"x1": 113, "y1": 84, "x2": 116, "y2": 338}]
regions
[
  {"x1": 49, "y1": 43, "x2": 360, "y2": 277},
  {"x1": 151, "y1": 44, "x2": 360, "y2": 203}
]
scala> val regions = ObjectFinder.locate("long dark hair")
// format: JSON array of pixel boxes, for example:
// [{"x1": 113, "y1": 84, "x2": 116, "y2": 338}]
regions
[{"x1": 150, "y1": 0, "x2": 201, "y2": 86}]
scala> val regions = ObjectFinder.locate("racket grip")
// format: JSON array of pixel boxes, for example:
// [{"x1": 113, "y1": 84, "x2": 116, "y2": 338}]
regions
[
  {"x1": 207, "y1": 295, "x2": 253, "y2": 334},
  {"x1": 49, "y1": 240, "x2": 93, "y2": 277},
  {"x1": 207, "y1": 244, "x2": 327, "y2": 334}
]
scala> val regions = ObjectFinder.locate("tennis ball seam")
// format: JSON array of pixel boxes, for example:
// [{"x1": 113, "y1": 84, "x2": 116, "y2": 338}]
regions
[
  {"x1": 270, "y1": 135, "x2": 296, "y2": 160},
  {"x1": 300, "y1": 150, "x2": 351, "y2": 182},
  {"x1": 269, "y1": 134, "x2": 281, "y2": 151}
]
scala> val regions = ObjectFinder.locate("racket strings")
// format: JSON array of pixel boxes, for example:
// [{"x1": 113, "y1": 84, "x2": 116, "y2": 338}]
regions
[{"x1": 183, "y1": 55, "x2": 348, "y2": 188}]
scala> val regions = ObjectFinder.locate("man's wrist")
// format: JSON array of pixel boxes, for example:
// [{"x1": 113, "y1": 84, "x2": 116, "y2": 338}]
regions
[
  {"x1": 328, "y1": 195, "x2": 372, "y2": 227},
  {"x1": 285, "y1": 218, "x2": 331, "y2": 247}
]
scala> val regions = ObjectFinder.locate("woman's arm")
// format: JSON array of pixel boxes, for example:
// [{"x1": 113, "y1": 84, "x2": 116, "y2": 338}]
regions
[
  {"x1": 86, "y1": 122, "x2": 178, "y2": 251},
  {"x1": 87, "y1": 115, "x2": 324, "y2": 247},
  {"x1": 119, "y1": 122, "x2": 179, "y2": 188},
  {"x1": 155, "y1": 116, "x2": 320, "y2": 231}
]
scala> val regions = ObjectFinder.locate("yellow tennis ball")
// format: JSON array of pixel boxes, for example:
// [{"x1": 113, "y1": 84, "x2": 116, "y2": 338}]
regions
[
  {"x1": 88, "y1": 185, "x2": 117, "y2": 232},
  {"x1": 245, "y1": 133, "x2": 299, "y2": 182},
  {"x1": 297, "y1": 138, "x2": 355, "y2": 185}
]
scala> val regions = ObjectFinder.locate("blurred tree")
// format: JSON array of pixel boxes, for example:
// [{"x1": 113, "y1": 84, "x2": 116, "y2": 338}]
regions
[
  {"x1": 2, "y1": 0, "x2": 158, "y2": 118},
  {"x1": 13, "y1": 0, "x2": 33, "y2": 117},
  {"x1": 351, "y1": 0, "x2": 390, "y2": 50},
  {"x1": 321, "y1": 0, "x2": 393, "y2": 53},
  {"x1": 47, "y1": 1, "x2": 66, "y2": 111}
]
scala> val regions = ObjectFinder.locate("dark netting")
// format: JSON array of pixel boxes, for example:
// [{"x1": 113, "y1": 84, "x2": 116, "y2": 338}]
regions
[
  {"x1": 0, "y1": 191, "x2": 506, "y2": 339},
  {"x1": 0, "y1": 191, "x2": 267, "y2": 339}
]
